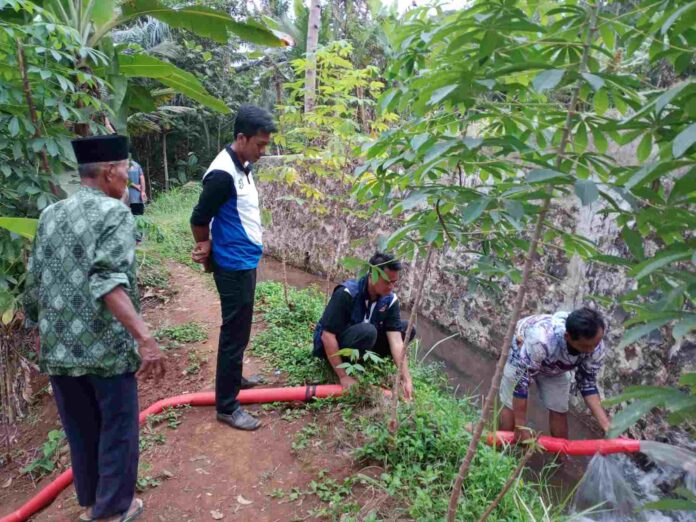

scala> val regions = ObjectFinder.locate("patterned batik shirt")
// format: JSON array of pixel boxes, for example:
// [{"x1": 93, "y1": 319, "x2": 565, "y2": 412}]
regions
[
  {"x1": 24, "y1": 186, "x2": 142, "y2": 377},
  {"x1": 506, "y1": 312, "x2": 605, "y2": 399}
]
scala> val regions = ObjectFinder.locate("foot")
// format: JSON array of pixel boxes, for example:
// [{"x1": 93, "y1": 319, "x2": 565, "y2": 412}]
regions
[
  {"x1": 217, "y1": 408, "x2": 261, "y2": 431},
  {"x1": 95, "y1": 498, "x2": 143, "y2": 522},
  {"x1": 241, "y1": 374, "x2": 265, "y2": 389},
  {"x1": 79, "y1": 506, "x2": 94, "y2": 521}
]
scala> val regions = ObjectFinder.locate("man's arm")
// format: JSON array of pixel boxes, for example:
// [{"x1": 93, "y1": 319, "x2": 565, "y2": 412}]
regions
[
  {"x1": 321, "y1": 330, "x2": 356, "y2": 388},
  {"x1": 576, "y1": 346, "x2": 609, "y2": 432},
  {"x1": 139, "y1": 172, "x2": 147, "y2": 203},
  {"x1": 103, "y1": 286, "x2": 165, "y2": 381},
  {"x1": 386, "y1": 330, "x2": 413, "y2": 399},
  {"x1": 190, "y1": 171, "x2": 233, "y2": 268},
  {"x1": 512, "y1": 396, "x2": 534, "y2": 441},
  {"x1": 89, "y1": 206, "x2": 164, "y2": 380},
  {"x1": 584, "y1": 393, "x2": 611, "y2": 434}
]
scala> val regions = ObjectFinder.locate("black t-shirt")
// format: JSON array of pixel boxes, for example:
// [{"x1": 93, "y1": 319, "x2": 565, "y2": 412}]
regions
[{"x1": 321, "y1": 286, "x2": 402, "y2": 336}]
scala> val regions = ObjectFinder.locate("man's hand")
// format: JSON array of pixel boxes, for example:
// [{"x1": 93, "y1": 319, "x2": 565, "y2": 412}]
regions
[
  {"x1": 339, "y1": 375, "x2": 358, "y2": 390},
  {"x1": 401, "y1": 371, "x2": 413, "y2": 401},
  {"x1": 141, "y1": 192, "x2": 148, "y2": 204},
  {"x1": 136, "y1": 337, "x2": 166, "y2": 382},
  {"x1": 584, "y1": 393, "x2": 612, "y2": 435},
  {"x1": 191, "y1": 240, "x2": 211, "y2": 264},
  {"x1": 514, "y1": 425, "x2": 536, "y2": 444}
]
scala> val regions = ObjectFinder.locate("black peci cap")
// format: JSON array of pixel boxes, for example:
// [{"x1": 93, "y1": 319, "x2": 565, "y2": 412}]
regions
[{"x1": 71, "y1": 135, "x2": 128, "y2": 164}]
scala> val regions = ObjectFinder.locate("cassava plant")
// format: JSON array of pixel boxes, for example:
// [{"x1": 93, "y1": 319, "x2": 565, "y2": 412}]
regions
[{"x1": 353, "y1": 0, "x2": 694, "y2": 518}]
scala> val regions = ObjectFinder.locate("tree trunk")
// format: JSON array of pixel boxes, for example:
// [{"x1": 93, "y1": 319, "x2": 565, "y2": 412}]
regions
[
  {"x1": 217, "y1": 117, "x2": 221, "y2": 153},
  {"x1": 16, "y1": 38, "x2": 60, "y2": 196},
  {"x1": 304, "y1": 0, "x2": 321, "y2": 114},
  {"x1": 445, "y1": 5, "x2": 600, "y2": 520},
  {"x1": 274, "y1": 75, "x2": 283, "y2": 106},
  {"x1": 162, "y1": 132, "x2": 169, "y2": 191},
  {"x1": 356, "y1": 85, "x2": 369, "y2": 133},
  {"x1": 145, "y1": 154, "x2": 151, "y2": 200},
  {"x1": 146, "y1": 135, "x2": 153, "y2": 198}
]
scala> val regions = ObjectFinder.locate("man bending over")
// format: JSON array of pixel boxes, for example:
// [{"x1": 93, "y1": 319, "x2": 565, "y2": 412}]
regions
[
  {"x1": 499, "y1": 307, "x2": 612, "y2": 441},
  {"x1": 313, "y1": 252, "x2": 414, "y2": 398}
]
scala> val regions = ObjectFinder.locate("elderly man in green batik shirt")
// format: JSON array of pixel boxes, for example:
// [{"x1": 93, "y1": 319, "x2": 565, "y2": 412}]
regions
[{"x1": 24, "y1": 134, "x2": 166, "y2": 522}]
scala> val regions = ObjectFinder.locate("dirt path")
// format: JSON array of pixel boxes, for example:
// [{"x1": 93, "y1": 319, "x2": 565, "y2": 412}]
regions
[{"x1": 2, "y1": 262, "x2": 353, "y2": 522}]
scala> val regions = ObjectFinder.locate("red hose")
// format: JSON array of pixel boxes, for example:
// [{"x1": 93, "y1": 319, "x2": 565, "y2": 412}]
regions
[
  {"x1": 0, "y1": 385, "x2": 342, "y2": 522},
  {"x1": 3, "y1": 385, "x2": 639, "y2": 521},
  {"x1": 486, "y1": 431, "x2": 641, "y2": 456}
]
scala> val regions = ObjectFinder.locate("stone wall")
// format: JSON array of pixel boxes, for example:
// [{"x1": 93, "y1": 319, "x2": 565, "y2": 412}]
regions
[{"x1": 256, "y1": 154, "x2": 693, "y2": 437}]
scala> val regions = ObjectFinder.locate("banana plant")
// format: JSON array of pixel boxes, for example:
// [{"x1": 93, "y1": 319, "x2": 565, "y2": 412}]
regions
[{"x1": 34, "y1": 0, "x2": 292, "y2": 120}]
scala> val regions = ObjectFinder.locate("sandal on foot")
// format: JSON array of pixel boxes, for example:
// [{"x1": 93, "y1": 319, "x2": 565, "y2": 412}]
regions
[
  {"x1": 78, "y1": 507, "x2": 94, "y2": 521},
  {"x1": 119, "y1": 499, "x2": 143, "y2": 522}
]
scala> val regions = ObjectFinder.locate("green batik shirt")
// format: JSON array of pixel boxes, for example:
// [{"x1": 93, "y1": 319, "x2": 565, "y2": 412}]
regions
[{"x1": 24, "y1": 186, "x2": 142, "y2": 377}]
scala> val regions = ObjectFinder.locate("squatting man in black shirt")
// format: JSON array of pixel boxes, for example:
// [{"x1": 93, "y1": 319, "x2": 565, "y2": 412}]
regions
[{"x1": 312, "y1": 252, "x2": 415, "y2": 398}]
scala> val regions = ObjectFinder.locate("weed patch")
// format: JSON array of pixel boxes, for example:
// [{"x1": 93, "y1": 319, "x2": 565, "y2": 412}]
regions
[
  {"x1": 136, "y1": 462, "x2": 173, "y2": 492},
  {"x1": 20, "y1": 430, "x2": 67, "y2": 479},
  {"x1": 292, "y1": 422, "x2": 325, "y2": 452},
  {"x1": 348, "y1": 365, "x2": 555, "y2": 520},
  {"x1": 251, "y1": 281, "x2": 333, "y2": 385},
  {"x1": 185, "y1": 349, "x2": 205, "y2": 375},
  {"x1": 137, "y1": 251, "x2": 170, "y2": 291},
  {"x1": 146, "y1": 405, "x2": 190, "y2": 430},
  {"x1": 139, "y1": 427, "x2": 166, "y2": 453},
  {"x1": 155, "y1": 322, "x2": 208, "y2": 349}
]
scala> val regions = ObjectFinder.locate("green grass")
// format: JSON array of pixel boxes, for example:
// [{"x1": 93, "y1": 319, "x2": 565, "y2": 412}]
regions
[
  {"x1": 249, "y1": 282, "x2": 561, "y2": 521},
  {"x1": 351, "y1": 366, "x2": 557, "y2": 521},
  {"x1": 136, "y1": 251, "x2": 170, "y2": 290},
  {"x1": 135, "y1": 184, "x2": 201, "y2": 293},
  {"x1": 141, "y1": 184, "x2": 201, "y2": 267},
  {"x1": 155, "y1": 322, "x2": 208, "y2": 345},
  {"x1": 250, "y1": 281, "x2": 334, "y2": 385}
]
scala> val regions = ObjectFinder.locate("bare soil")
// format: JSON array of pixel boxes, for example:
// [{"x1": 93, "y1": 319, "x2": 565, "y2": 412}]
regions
[{"x1": 1, "y1": 262, "x2": 360, "y2": 522}]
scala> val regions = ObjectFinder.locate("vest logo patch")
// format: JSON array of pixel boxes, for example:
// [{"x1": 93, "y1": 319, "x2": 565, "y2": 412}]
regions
[
  {"x1": 238, "y1": 177, "x2": 244, "y2": 189},
  {"x1": 379, "y1": 305, "x2": 387, "y2": 312}
]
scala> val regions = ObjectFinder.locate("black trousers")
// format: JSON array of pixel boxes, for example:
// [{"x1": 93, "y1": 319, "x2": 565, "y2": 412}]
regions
[
  {"x1": 213, "y1": 267, "x2": 256, "y2": 414},
  {"x1": 335, "y1": 320, "x2": 416, "y2": 358},
  {"x1": 49, "y1": 373, "x2": 139, "y2": 519}
]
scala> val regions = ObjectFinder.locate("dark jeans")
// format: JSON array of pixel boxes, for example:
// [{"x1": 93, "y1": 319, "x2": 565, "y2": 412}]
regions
[
  {"x1": 49, "y1": 373, "x2": 139, "y2": 519},
  {"x1": 213, "y1": 267, "x2": 256, "y2": 414},
  {"x1": 328, "y1": 320, "x2": 416, "y2": 359}
]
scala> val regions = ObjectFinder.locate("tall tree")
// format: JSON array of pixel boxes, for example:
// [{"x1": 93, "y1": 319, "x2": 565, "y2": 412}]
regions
[{"x1": 304, "y1": 0, "x2": 321, "y2": 113}]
